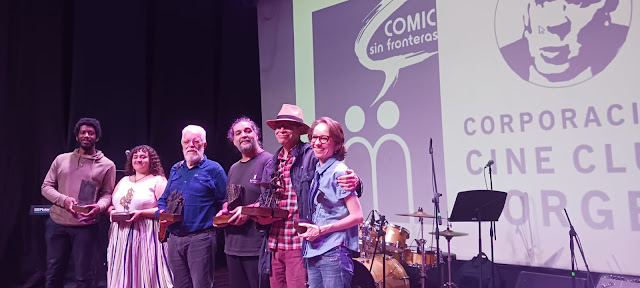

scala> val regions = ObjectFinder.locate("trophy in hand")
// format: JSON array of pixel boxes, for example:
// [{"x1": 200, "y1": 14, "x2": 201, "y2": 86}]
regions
[
  {"x1": 256, "y1": 170, "x2": 283, "y2": 208},
  {"x1": 111, "y1": 187, "x2": 134, "y2": 222},
  {"x1": 159, "y1": 190, "x2": 185, "y2": 222},
  {"x1": 294, "y1": 218, "x2": 315, "y2": 234},
  {"x1": 244, "y1": 171, "x2": 288, "y2": 220},
  {"x1": 158, "y1": 190, "x2": 184, "y2": 243},
  {"x1": 213, "y1": 184, "x2": 242, "y2": 225},
  {"x1": 73, "y1": 180, "x2": 98, "y2": 214}
]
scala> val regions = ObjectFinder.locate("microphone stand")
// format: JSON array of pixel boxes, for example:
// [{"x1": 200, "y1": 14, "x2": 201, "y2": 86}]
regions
[
  {"x1": 429, "y1": 138, "x2": 443, "y2": 287},
  {"x1": 368, "y1": 211, "x2": 378, "y2": 270},
  {"x1": 367, "y1": 212, "x2": 387, "y2": 288},
  {"x1": 488, "y1": 165, "x2": 496, "y2": 288},
  {"x1": 379, "y1": 215, "x2": 387, "y2": 287},
  {"x1": 564, "y1": 209, "x2": 594, "y2": 288}
]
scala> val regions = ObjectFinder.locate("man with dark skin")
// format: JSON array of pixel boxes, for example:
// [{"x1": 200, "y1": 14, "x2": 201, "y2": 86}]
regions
[
  {"x1": 255, "y1": 104, "x2": 362, "y2": 288},
  {"x1": 42, "y1": 118, "x2": 116, "y2": 288}
]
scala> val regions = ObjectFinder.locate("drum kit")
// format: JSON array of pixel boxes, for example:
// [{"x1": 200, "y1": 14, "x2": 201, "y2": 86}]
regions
[{"x1": 352, "y1": 209, "x2": 469, "y2": 288}]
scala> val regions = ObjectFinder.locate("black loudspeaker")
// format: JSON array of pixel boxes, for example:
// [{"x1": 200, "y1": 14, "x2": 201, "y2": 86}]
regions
[
  {"x1": 455, "y1": 257, "x2": 502, "y2": 288},
  {"x1": 597, "y1": 275, "x2": 640, "y2": 288},
  {"x1": 516, "y1": 271, "x2": 586, "y2": 288}
]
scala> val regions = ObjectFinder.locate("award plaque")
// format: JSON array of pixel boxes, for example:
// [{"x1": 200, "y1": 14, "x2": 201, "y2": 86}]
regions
[
  {"x1": 226, "y1": 184, "x2": 242, "y2": 210},
  {"x1": 242, "y1": 207, "x2": 289, "y2": 219},
  {"x1": 159, "y1": 221, "x2": 169, "y2": 243},
  {"x1": 73, "y1": 179, "x2": 98, "y2": 213},
  {"x1": 258, "y1": 170, "x2": 285, "y2": 208},
  {"x1": 158, "y1": 191, "x2": 184, "y2": 243},
  {"x1": 213, "y1": 184, "x2": 242, "y2": 225},
  {"x1": 243, "y1": 171, "x2": 288, "y2": 221},
  {"x1": 212, "y1": 207, "x2": 289, "y2": 226},
  {"x1": 158, "y1": 190, "x2": 184, "y2": 222},
  {"x1": 293, "y1": 218, "x2": 314, "y2": 234},
  {"x1": 111, "y1": 212, "x2": 132, "y2": 222},
  {"x1": 213, "y1": 178, "x2": 289, "y2": 225},
  {"x1": 213, "y1": 214, "x2": 233, "y2": 226},
  {"x1": 73, "y1": 205, "x2": 93, "y2": 214},
  {"x1": 112, "y1": 184, "x2": 134, "y2": 222}
]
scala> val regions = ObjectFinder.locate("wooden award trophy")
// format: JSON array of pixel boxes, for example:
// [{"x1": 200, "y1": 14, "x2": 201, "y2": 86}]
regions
[
  {"x1": 212, "y1": 171, "x2": 289, "y2": 226},
  {"x1": 244, "y1": 171, "x2": 288, "y2": 219},
  {"x1": 213, "y1": 184, "x2": 242, "y2": 225},
  {"x1": 158, "y1": 191, "x2": 185, "y2": 242},
  {"x1": 73, "y1": 180, "x2": 98, "y2": 213},
  {"x1": 111, "y1": 186, "x2": 134, "y2": 222}
]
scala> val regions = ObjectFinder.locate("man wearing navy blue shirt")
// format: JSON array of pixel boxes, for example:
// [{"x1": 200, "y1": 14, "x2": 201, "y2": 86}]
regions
[{"x1": 157, "y1": 125, "x2": 227, "y2": 288}]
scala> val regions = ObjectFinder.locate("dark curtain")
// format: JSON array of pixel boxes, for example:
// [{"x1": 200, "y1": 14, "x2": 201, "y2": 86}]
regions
[{"x1": 0, "y1": 0, "x2": 262, "y2": 285}]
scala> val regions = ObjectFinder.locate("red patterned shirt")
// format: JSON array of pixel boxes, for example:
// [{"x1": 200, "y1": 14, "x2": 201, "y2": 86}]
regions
[{"x1": 268, "y1": 149, "x2": 302, "y2": 250}]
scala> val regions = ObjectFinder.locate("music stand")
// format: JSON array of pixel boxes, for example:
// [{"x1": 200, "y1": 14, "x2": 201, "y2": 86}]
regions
[{"x1": 449, "y1": 190, "x2": 507, "y2": 288}]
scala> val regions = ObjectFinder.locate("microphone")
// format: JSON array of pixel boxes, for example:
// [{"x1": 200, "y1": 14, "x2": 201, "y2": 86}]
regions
[
  {"x1": 484, "y1": 160, "x2": 494, "y2": 168},
  {"x1": 125, "y1": 150, "x2": 131, "y2": 156},
  {"x1": 429, "y1": 138, "x2": 433, "y2": 154}
]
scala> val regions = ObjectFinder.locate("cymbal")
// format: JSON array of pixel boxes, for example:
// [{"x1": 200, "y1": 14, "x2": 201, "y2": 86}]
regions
[
  {"x1": 397, "y1": 211, "x2": 435, "y2": 218},
  {"x1": 429, "y1": 229, "x2": 468, "y2": 238}
]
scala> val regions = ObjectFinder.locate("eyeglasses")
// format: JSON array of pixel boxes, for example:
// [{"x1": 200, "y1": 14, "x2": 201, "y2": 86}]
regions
[
  {"x1": 310, "y1": 135, "x2": 330, "y2": 144},
  {"x1": 182, "y1": 138, "x2": 203, "y2": 146},
  {"x1": 275, "y1": 122, "x2": 298, "y2": 130}
]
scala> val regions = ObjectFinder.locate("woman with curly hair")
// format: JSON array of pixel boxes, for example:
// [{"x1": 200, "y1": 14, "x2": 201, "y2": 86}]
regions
[{"x1": 107, "y1": 145, "x2": 173, "y2": 288}]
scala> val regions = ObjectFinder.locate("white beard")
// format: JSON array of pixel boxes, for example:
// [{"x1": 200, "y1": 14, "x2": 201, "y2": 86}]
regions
[{"x1": 184, "y1": 148, "x2": 204, "y2": 165}]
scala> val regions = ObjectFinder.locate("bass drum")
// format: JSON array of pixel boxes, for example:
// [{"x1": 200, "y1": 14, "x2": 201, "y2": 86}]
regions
[{"x1": 351, "y1": 257, "x2": 410, "y2": 288}]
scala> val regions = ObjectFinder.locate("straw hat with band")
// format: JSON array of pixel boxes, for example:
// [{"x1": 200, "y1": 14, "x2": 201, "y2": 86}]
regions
[{"x1": 266, "y1": 104, "x2": 311, "y2": 132}]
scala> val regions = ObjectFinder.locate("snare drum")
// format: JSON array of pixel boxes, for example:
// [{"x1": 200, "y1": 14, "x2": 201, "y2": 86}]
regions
[
  {"x1": 402, "y1": 248, "x2": 437, "y2": 267},
  {"x1": 352, "y1": 256, "x2": 410, "y2": 288},
  {"x1": 359, "y1": 223, "x2": 410, "y2": 254}
]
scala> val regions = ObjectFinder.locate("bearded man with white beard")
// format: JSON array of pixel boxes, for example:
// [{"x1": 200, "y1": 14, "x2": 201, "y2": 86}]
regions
[{"x1": 156, "y1": 124, "x2": 227, "y2": 288}]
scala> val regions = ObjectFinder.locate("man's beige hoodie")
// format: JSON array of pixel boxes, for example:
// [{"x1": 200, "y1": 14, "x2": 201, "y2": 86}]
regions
[{"x1": 42, "y1": 148, "x2": 115, "y2": 226}]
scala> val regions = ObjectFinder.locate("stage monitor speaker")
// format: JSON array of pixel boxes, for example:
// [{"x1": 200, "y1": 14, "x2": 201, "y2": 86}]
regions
[
  {"x1": 597, "y1": 275, "x2": 640, "y2": 288},
  {"x1": 516, "y1": 271, "x2": 586, "y2": 288},
  {"x1": 455, "y1": 257, "x2": 502, "y2": 288}
]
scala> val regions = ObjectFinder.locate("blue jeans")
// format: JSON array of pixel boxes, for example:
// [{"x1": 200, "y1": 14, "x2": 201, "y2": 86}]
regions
[
  {"x1": 44, "y1": 218, "x2": 98, "y2": 288},
  {"x1": 167, "y1": 228, "x2": 217, "y2": 288},
  {"x1": 306, "y1": 246, "x2": 353, "y2": 288}
]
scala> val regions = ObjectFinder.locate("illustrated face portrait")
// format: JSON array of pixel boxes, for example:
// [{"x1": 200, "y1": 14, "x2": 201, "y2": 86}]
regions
[
  {"x1": 525, "y1": 0, "x2": 607, "y2": 77},
  {"x1": 232, "y1": 121, "x2": 259, "y2": 154},
  {"x1": 76, "y1": 125, "x2": 98, "y2": 150},
  {"x1": 496, "y1": 0, "x2": 630, "y2": 86},
  {"x1": 181, "y1": 130, "x2": 206, "y2": 164}
]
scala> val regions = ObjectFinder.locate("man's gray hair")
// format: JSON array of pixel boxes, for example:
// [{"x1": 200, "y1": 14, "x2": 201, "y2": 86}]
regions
[{"x1": 182, "y1": 125, "x2": 207, "y2": 143}]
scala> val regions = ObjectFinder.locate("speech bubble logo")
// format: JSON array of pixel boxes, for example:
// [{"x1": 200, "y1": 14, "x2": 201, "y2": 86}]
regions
[{"x1": 355, "y1": 0, "x2": 438, "y2": 106}]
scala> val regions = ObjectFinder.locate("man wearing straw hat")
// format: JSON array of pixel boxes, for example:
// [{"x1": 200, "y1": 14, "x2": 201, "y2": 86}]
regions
[{"x1": 255, "y1": 104, "x2": 362, "y2": 288}]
